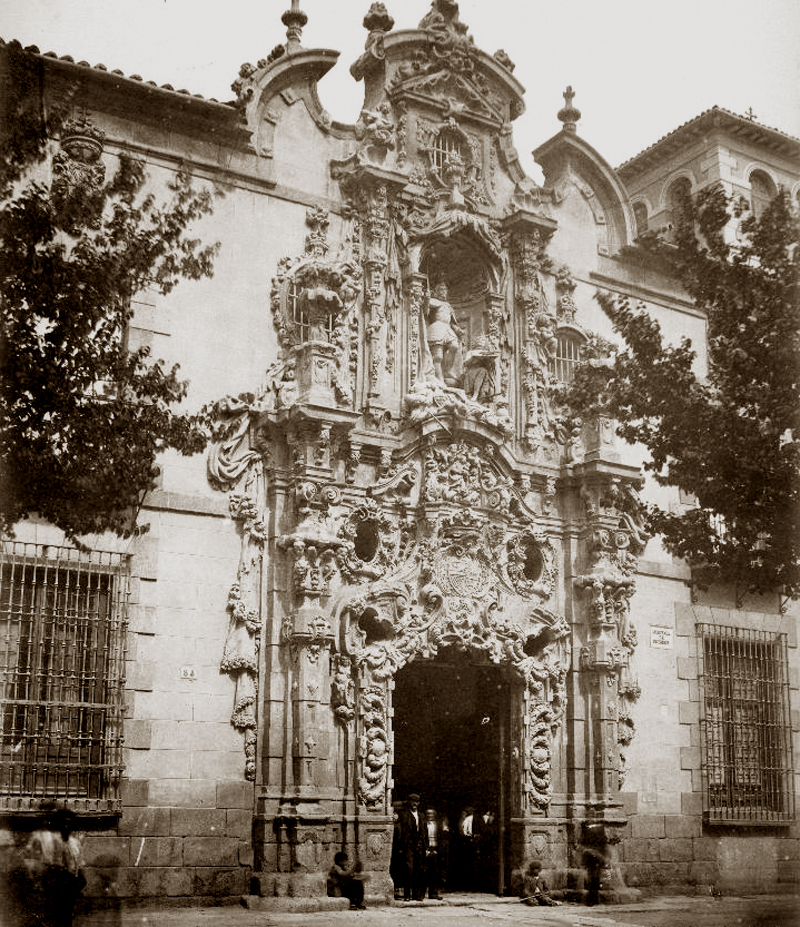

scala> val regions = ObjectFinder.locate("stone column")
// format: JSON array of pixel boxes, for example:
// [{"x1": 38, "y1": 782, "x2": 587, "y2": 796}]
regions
[
  {"x1": 278, "y1": 530, "x2": 341, "y2": 799},
  {"x1": 572, "y1": 465, "x2": 646, "y2": 903}
]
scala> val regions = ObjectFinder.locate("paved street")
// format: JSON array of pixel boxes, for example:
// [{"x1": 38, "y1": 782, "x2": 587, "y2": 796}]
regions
[{"x1": 73, "y1": 893, "x2": 800, "y2": 927}]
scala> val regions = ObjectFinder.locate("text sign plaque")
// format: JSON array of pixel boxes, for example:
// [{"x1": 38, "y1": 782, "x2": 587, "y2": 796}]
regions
[{"x1": 650, "y1": 627, "x2": 673, "y2": 649}]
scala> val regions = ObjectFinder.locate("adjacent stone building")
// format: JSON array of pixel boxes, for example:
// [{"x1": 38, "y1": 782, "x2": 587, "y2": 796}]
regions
[{"x1": 1, "y1": 0, "x2": 798, "y2": 907}]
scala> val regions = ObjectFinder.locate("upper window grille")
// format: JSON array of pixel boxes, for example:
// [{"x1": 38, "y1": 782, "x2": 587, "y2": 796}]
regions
[
  {"x1": 432, "y1": 129, "x2": 463, "y2": 173},
  {"x1": 0, "y1": 543, "x2": 129, "y2": 813},
  {"x1": 697, "y1": 623, "x2": 794, "y2": 825},
  {"x1": 550, "y1": 331, "x2": 584, "y2": 384},
  {"x1": 288, "y1": 279, "x2": 334, "y2": 343}
]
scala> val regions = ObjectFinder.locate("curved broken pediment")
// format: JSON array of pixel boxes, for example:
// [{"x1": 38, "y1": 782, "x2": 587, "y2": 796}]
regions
[{"x1": 534, "y1": 129, "x2": 636, "y2": 255}]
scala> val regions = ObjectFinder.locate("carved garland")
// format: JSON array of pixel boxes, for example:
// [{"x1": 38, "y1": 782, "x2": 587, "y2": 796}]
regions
[
  {"x1": 219, "y1": 479, "x2": 267, "y2": 780},
  {"x1": 422, "y1": 440, "x2": 516, "y2": 514},
  {"x1": 358, "y1": 684, "x2": 390, "y2": 808}
]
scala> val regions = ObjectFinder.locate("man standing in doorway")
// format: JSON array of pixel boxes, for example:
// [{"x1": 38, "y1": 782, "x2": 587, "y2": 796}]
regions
[
  {"x1": 474, "y1": 806, "x2": 498, "y2": 893},
  {"x1": 395, "y1": 792, "x2": 428, "y2": 900},
  {"x1": 423, "y1": 807, "x2": 447, "y2": 899}
]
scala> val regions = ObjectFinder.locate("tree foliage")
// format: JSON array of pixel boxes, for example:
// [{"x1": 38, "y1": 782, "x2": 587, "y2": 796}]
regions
[
  {"x1": 566, "y1": 185, "x2": 800, "y2": 598},
  {"x1": 0, "y1": 42, "x2": 220, "y2": 541}
]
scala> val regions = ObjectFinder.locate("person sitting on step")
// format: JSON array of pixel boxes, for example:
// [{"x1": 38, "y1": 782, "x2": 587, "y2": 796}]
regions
[{"x1": 327, "y1": 851, "x2": 367, "y2": 910}]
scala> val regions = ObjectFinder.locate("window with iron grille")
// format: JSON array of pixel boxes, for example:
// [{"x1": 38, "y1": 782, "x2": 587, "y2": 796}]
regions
[
  {"x1": 550, "y1": 331, "x2": 584, "y2": 384},
  {"x1": 0, "y1": 543, "x2": 129, "y2": 813},
  {"x1": 697, "y1": 623, "x2": 795, "y2": 825},
  {"x1": 432, "y1": 128, "x2": 463, "y2": 173},
  {"x1": 288, "y1": 279, "x2": 334, "y2": 343}
]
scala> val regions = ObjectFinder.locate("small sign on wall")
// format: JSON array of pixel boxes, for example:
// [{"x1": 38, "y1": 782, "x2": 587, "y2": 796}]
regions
[
  {"x1": 649, "y1": 626, "x2": 673, "y2": 649},
  {"x1": 180, "y1": 666, "x2": 197, "y2": 679}
]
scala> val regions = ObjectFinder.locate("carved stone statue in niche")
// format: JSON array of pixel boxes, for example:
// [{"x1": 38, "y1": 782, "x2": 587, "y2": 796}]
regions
[
  {"x1": 424, "y1": 281, "x2": 464, "y2": 386},
  {"x1": 463, "y1": 337, "x2": 498, "y2": 403}
]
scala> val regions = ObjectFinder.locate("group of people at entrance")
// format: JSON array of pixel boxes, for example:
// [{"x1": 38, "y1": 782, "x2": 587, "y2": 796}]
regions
[{"x1": 389, "y1": 792, "x2": 498, "y2": 901}]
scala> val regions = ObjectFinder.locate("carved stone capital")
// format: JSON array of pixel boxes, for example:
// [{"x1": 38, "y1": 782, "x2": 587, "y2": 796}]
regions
[{"x1": 283, "y1": 613, "x2": 334, "y2": 664}]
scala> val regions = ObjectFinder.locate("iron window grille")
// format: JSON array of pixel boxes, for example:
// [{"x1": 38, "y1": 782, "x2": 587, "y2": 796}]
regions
[
  {"x1": 0, "y1": 542, "x2": 130, "y2": 813},
  {"x1": 550, "y1": 331, "x2": 583, "y2": 385},
  {"x1": 432, "y1": 128, "x2": 463, "y2": 173},
  {"x1": 288, "y1": 278, "x2": 334, "y2": 343},
  {"x1": 697, "y1": 623, "x2": 795, "y2": 825}
]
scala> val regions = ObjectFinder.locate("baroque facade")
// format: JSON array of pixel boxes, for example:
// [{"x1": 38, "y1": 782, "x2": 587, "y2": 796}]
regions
[{"x1": 1, "y1": 0, "x2": 799, "y2": 907}]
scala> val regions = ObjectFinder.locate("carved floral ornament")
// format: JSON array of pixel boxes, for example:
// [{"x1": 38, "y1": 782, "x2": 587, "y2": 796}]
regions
[
  {"x1": 282, "y1": 613, "x2": 334, "y2": 664},
  {"x1": 51, "y1": 113, "x2": 107, "y2": 230},
  {"x1": 385, "y1": 1, "x2": 513, "y2": 121},
  {"x1": 269, "y1": 207, "x2": 361, "y2": 407},
  {"x1": 336, "y1": 498, "x2": 402, "y2": 582},
  {"x1": 573, "y1": 476, "x2": 649, "y2": 786}
]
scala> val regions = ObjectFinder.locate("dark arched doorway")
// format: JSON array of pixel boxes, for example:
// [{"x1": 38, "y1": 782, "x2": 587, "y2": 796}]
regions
[{"x1": 391, "y1": 648, "x2": 512, "y2": 894}]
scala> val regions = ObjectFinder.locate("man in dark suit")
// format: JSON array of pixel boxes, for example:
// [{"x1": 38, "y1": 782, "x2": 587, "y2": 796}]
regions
[
  {"x1": 394, "y1": 792, "x2": 428, "y2": 900},
  {"x1": 474, "y1": 807, "x2": 498, "y2": 893}
]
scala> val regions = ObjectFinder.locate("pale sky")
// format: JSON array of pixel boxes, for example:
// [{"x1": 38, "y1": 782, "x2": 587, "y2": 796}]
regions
[{"x1": 1, "y1": 0, "x2": 798, "y2": 173}]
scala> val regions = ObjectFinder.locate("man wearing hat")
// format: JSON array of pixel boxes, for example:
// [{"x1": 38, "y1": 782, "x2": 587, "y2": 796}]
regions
[{"x1": 394, "y1": 791, "x2": 428, "y2": 901}]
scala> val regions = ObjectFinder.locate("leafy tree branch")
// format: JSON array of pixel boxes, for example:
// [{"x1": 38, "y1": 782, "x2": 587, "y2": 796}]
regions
[
  {"x1": 0, "y1": 41, "x2": 221, "y2": 541},
  {"x1": 565, "y1": 185, "x2": 800, "y2": 598}
]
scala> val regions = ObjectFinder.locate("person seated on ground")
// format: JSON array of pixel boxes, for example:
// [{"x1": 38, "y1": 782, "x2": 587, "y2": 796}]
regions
[
  {"x1": 520, "y1": 860, "x2": 559, "y2": 906},
  {"x1": 327, "y1": 851, "x2": 367, "y2": 910}
]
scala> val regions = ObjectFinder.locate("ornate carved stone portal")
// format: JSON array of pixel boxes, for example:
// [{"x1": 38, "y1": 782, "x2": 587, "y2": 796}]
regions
[{"x1": 206, "y1": 0, "x2": 647, "y2": 899}]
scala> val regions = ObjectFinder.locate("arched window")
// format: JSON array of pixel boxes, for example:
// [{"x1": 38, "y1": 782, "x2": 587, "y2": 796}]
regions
[
  {"x1": 666, "y1": 178, "x2": 692, "y2": 238},
  {"x1": 432, "y1": 128, "x2": 464, "y2": 173},
  {"x1": 749, "y1": 169, "x2": 776, "y2": 220},
  {"x1": 288, "y1": 278, "x2": 334, "y2": 343},
  {"x1": 632, "y1": 201, "x2": 649, "y2": 237},
  {"x1": 551, "y1": 330, "x2": 584, "y2": 384}
]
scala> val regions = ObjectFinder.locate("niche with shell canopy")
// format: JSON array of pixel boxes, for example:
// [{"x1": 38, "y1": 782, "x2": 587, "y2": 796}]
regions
[{"x1": 417, "y1": 223, "x2": 506, "y2": 408}]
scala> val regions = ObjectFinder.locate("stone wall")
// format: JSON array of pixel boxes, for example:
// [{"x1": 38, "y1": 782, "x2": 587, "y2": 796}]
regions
[
  {"x1": 617, "y1": 808, "x2": 800, "y2": 895},
  {"x1": 615, "y1": 599, "x2": 800, "y2": 895},
  {"x1": 79, "y1": 779, "x2": 253, "y2": 902}
]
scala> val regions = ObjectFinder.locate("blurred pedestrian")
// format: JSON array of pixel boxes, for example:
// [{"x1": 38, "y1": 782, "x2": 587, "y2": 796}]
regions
[{"x1": 17, "y1": 800, "x2": 86, "y2": 927}]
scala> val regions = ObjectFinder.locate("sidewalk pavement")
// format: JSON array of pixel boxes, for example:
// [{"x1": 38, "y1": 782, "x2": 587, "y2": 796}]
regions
[{"x1": 73, "y1": 891, "x2": 800, "y2": 927}]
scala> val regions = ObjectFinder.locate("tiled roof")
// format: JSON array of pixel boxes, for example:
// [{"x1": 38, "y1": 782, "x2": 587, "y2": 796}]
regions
[
  {"x1": 617, "y1": 105, "x2": 800, "y2": 175},
  {"x1": 0, "y1": 37, "x2": 235, "y2": 108}
]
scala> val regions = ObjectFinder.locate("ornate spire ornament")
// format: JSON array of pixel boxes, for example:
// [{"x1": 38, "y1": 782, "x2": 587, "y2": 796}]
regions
[
  {"x1": 282, "y1": 0, "x2": 308, "y2": 50},
  {"x1": 557, "y1": 85, "x2": 581, "y2": 133},
  {"x1": 363, "y1": 2, "x2": 394, "y2": 35}
]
